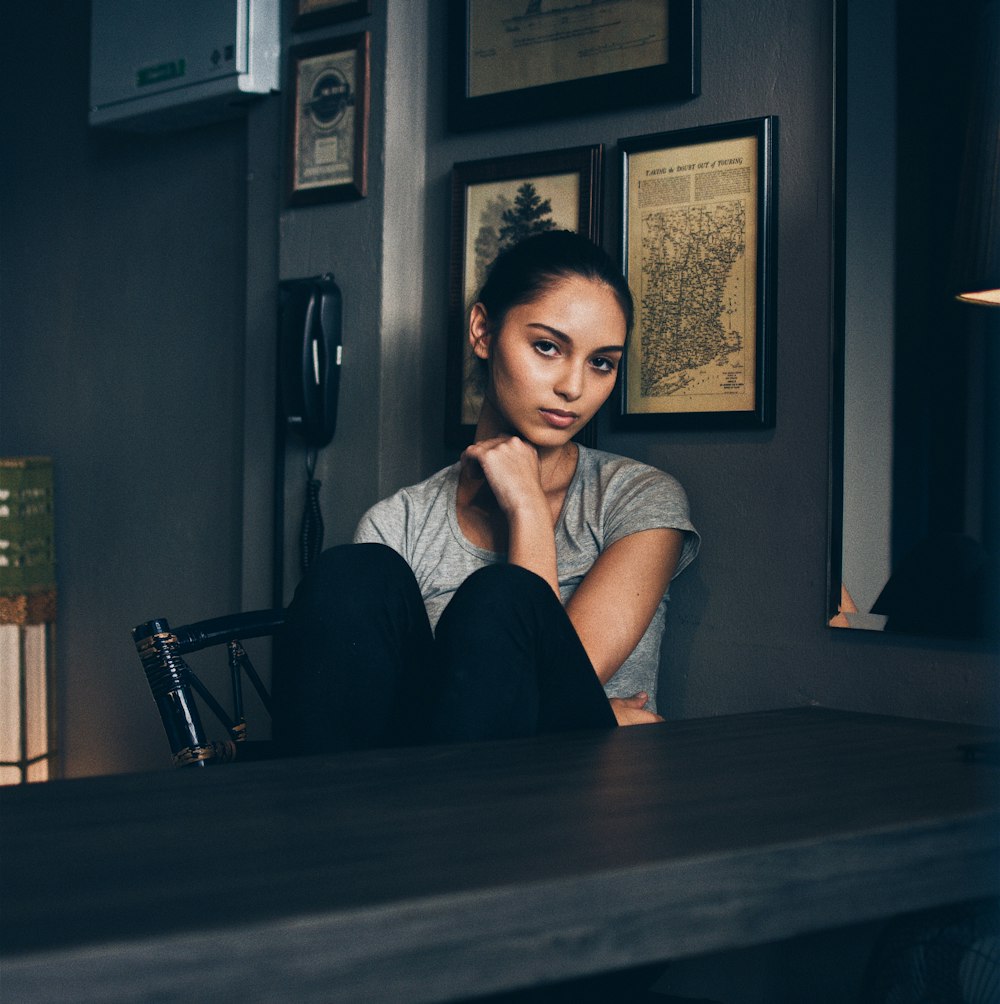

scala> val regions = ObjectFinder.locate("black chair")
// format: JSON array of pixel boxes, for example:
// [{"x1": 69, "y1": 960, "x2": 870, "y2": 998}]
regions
[{"x1": 132, "y1": 609, "x2": 285, "y2": 768}]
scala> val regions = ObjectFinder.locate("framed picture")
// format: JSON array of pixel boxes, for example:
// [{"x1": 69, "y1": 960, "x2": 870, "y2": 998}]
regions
[
  {"x1": 447, "y1": 0, "x2": 699, "y2": 133},
  {"x1": 617, "y1": 116, "x2": 778, "y2": 429},
  {"x1": 295, "y1": 0, "x2": 371, "y2": 32},
  {"x1": 287, "y1": 33, "x2": 370, "y2": 205},
  {"x1": 446, "y1": 145, "x2": 603, "y2": 446}
]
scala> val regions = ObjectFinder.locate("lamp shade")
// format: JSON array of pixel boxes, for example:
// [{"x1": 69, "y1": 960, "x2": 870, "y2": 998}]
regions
[{"x1": 953, "y1": 0, "x2": 1000, "y2": 306}]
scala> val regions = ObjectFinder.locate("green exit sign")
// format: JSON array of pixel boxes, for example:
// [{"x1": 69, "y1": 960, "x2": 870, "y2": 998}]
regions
[{"x1": 136, "y1": 59, "x2": 186, "y2": 88}]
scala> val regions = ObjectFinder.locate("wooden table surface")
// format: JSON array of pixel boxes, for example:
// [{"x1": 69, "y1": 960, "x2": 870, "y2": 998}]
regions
[{"x1": 2, "y1": 707, "x2": 998, "y2": 1002}]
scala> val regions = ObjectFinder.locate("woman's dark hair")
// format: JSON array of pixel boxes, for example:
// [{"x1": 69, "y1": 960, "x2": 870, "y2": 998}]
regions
[{"x1": 475, "y1": 230, "x2": 634, "y2": 337}]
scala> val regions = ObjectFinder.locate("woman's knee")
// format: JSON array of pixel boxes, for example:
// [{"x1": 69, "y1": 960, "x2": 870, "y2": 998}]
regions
[
  {"x1": 440, "y1": 563, "x2": 559, "y2": 638},
  {"x1": 290, "y1": 543, "x2": 415, "y2": 614},
  {"x1": 456, "y1": 562, "x2": 554, "y2": 605}
]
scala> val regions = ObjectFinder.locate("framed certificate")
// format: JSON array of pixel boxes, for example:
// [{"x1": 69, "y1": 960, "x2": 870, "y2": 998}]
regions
[
  {"x1": 448, "y1": 0, "x2": 699, "y2": 132},
  {"x1": 617, "y1": 117, "x2": 778, "y2": 429},
  {"x1": 287, "y1": 33, "x2": 370, "y2": 205}
]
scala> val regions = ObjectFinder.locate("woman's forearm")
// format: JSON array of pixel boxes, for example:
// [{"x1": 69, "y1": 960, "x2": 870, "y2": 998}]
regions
[{"x1": 505, "y1": 505, "x2": 561, "y2": 600}]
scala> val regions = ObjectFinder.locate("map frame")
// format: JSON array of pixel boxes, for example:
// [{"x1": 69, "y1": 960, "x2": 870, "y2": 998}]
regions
[{"x1": 616, "y1": 116, "x2": 778, "y2": 429}]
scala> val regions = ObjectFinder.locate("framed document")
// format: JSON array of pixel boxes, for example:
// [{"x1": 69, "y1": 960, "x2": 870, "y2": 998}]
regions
[
  {"x1": 447, "y1": 0, "x2": 699, "y2": 132},
  {"x1": 617, "y1": 117, "x2": 778, "y2": 429},
  {"x1": 287, "y1": 33, "x2": 370, "y2": 205},
  {"x1": 446, "y1": 145, "x2": 603, "y2": 445},
  {"x1": 295, "y1": 0, "x2": 371, "y2": 32}
]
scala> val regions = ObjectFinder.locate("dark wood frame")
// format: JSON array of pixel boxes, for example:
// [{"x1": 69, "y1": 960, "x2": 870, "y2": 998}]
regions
[
  {"x1": 287, "y1": 33, "x2": 370, "y2": 206},
  {"x1": 447, "y1": 0, "x2": 699, "y2": 133},
  {"x1": 827, "y1": 0, "x2": 848, "y2": 626},
  {"x1": 294, "y1": 0, "x2": 371, "y2": 32},
  {"x1": 616, "y1": 116, "x2": 778, "y2": 430},
  {"x1": 446, "y1": 145, "x2": 603, "y2": 447}
]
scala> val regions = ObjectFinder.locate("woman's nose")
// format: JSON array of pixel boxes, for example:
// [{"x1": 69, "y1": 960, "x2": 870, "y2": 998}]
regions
[{"x1": 554, "y1": 365, "x2": 584, "y2": 401}]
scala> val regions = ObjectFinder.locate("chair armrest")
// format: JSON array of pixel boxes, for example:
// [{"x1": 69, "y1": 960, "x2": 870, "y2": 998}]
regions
[{"x1": 172, "y1": 609, "x2": 286, "y2": 654}]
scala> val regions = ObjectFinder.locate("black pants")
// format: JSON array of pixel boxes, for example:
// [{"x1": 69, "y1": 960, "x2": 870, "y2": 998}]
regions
[{"x1": 273, "y1": 543, "x2": 616, "y2": 755}]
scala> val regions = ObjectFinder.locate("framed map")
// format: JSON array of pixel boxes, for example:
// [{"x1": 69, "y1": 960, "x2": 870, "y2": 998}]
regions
[
  {"x1": 446, "y1": 145, "x2": 603, "y2": 445},
  {"x1": 617, "y1": 117, "x2": 778, "y2": 429}
]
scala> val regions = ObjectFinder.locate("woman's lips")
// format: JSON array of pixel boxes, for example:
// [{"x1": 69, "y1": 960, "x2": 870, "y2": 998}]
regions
[{"x1": 539, "y1": 408, "x2": 578, "y2": 429}]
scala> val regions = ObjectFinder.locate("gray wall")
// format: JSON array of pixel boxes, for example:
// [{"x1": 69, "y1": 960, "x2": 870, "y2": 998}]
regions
[
  {"x1": 1, "y1": 4, "x2": 255, "y2": 776},
  {"x1": 2, "y1": 0, "x2": 996, "y2": 780}
]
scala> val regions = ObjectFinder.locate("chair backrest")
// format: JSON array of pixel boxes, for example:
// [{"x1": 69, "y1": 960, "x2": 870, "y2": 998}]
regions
[{"x1": 132, "y1": 609, "x2": 285, "y2": 768}]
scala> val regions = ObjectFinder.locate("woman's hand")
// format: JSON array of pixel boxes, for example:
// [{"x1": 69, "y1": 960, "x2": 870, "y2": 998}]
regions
[
  {"x1": 609, "y1": 692, "x2": 664, "y2": 726},
  {"x1": 461, "y1": 435, "x2": 546, "y2": 520},
  {"x1": 461, "y1": 435, "x2": 561, "y2": 598}
]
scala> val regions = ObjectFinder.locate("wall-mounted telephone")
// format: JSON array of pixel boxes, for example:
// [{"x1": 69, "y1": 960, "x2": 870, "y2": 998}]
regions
[
  {"x1": 277, "y1": 274, "x2": 343, "y2": 584},
  {"x1": 278, "y1": 274, "x2": 342, "y2": 449}
]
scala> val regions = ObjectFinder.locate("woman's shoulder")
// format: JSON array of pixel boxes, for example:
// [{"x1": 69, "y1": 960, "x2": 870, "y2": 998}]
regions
[
  {"x1": 572, "y1": 446, "x2": 699, "y2": 574},
  {"x1": 365, "y1": 461, "x2": 455, "y2": 518},
  {"x1": 576, "y1": 445, "x2": 687, "y2": 496},
  {"x1": 396, "y1": 462, "x2": 460, "y2": 504},
  {"x1": 355, "y1": 463, "x2": 459, "y2": 539}
]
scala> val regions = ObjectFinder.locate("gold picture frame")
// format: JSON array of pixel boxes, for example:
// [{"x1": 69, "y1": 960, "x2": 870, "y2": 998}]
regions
[
  {"x1": 448, "y1": 0, "x2": 699, "y2": 132},
  {"x1": 617, "y1": 117, "x2": 778, "y2": 429},
  {"x1": 287, "y1": 33, "x2": 370, "y2": 205}
]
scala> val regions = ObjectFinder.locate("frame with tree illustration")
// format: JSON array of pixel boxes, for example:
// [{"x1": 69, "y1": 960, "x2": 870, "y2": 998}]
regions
[{"x1": 446, "y1": 145, "x2": 603, "y2": 446}]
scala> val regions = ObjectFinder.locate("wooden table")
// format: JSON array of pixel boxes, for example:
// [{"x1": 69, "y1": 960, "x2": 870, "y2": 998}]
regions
[{"x1": 2, "y1": 708, "x2": 998, "y2": 1002}]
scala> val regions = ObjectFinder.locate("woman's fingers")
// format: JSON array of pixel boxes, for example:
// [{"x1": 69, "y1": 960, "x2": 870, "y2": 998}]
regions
[{"x1": 609, "y1": 693, "x2": 664, "y2": 726}]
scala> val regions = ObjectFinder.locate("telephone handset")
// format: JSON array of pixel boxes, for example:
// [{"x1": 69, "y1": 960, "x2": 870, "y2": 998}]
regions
[
  {"x1": 278, "y1": 274, "x2": 342, "y2": 576},
  {"x1": 279, "y1": 274, "x2": 342, "y2": 449}
]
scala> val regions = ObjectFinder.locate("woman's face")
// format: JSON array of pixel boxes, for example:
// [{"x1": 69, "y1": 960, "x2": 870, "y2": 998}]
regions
[{"x1": 470, "y1": 275, "x2": 627, "y2": 448}]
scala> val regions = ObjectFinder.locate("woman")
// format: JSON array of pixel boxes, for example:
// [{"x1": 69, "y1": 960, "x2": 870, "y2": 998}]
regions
[{"x1": 275, "y1": 230, "x2": 699, "y2": 755}]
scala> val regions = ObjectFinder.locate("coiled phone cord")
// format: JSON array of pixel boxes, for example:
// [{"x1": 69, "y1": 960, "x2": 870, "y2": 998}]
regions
[{"x1": 301, "y1": 448, "x2": 325, "y2": 573}]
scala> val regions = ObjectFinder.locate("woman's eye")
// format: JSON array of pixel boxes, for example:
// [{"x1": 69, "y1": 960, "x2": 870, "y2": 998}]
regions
[
  {"x1": 591, "y1": 356, "x2": 617, "y2": 373},
  {"x1": 534, "y1": 340, "x2": 559, "y2": 357}
]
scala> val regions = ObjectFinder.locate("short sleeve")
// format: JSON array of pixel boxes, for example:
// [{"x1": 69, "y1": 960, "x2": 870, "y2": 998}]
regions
[
  {"x1": 602, "y1": 464, "x2": 700, "y2": 580},
  {"x1": 354, "y1": 494, "x2": 408, "y2": 557}
]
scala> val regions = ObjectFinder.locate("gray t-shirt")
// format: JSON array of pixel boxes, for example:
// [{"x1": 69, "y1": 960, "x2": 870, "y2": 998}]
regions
[{"x1": 354, "y1": 445, "x2": 699, "y2": 712}]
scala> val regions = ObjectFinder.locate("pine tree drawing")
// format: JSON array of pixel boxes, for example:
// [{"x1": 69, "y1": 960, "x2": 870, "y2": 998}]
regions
[
  {"x1": 498, "y1": 182, "x2": 556, "y2": 247},
  {"x1": 473, "y1": 194, "x2": 514, "y2": 294}
]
